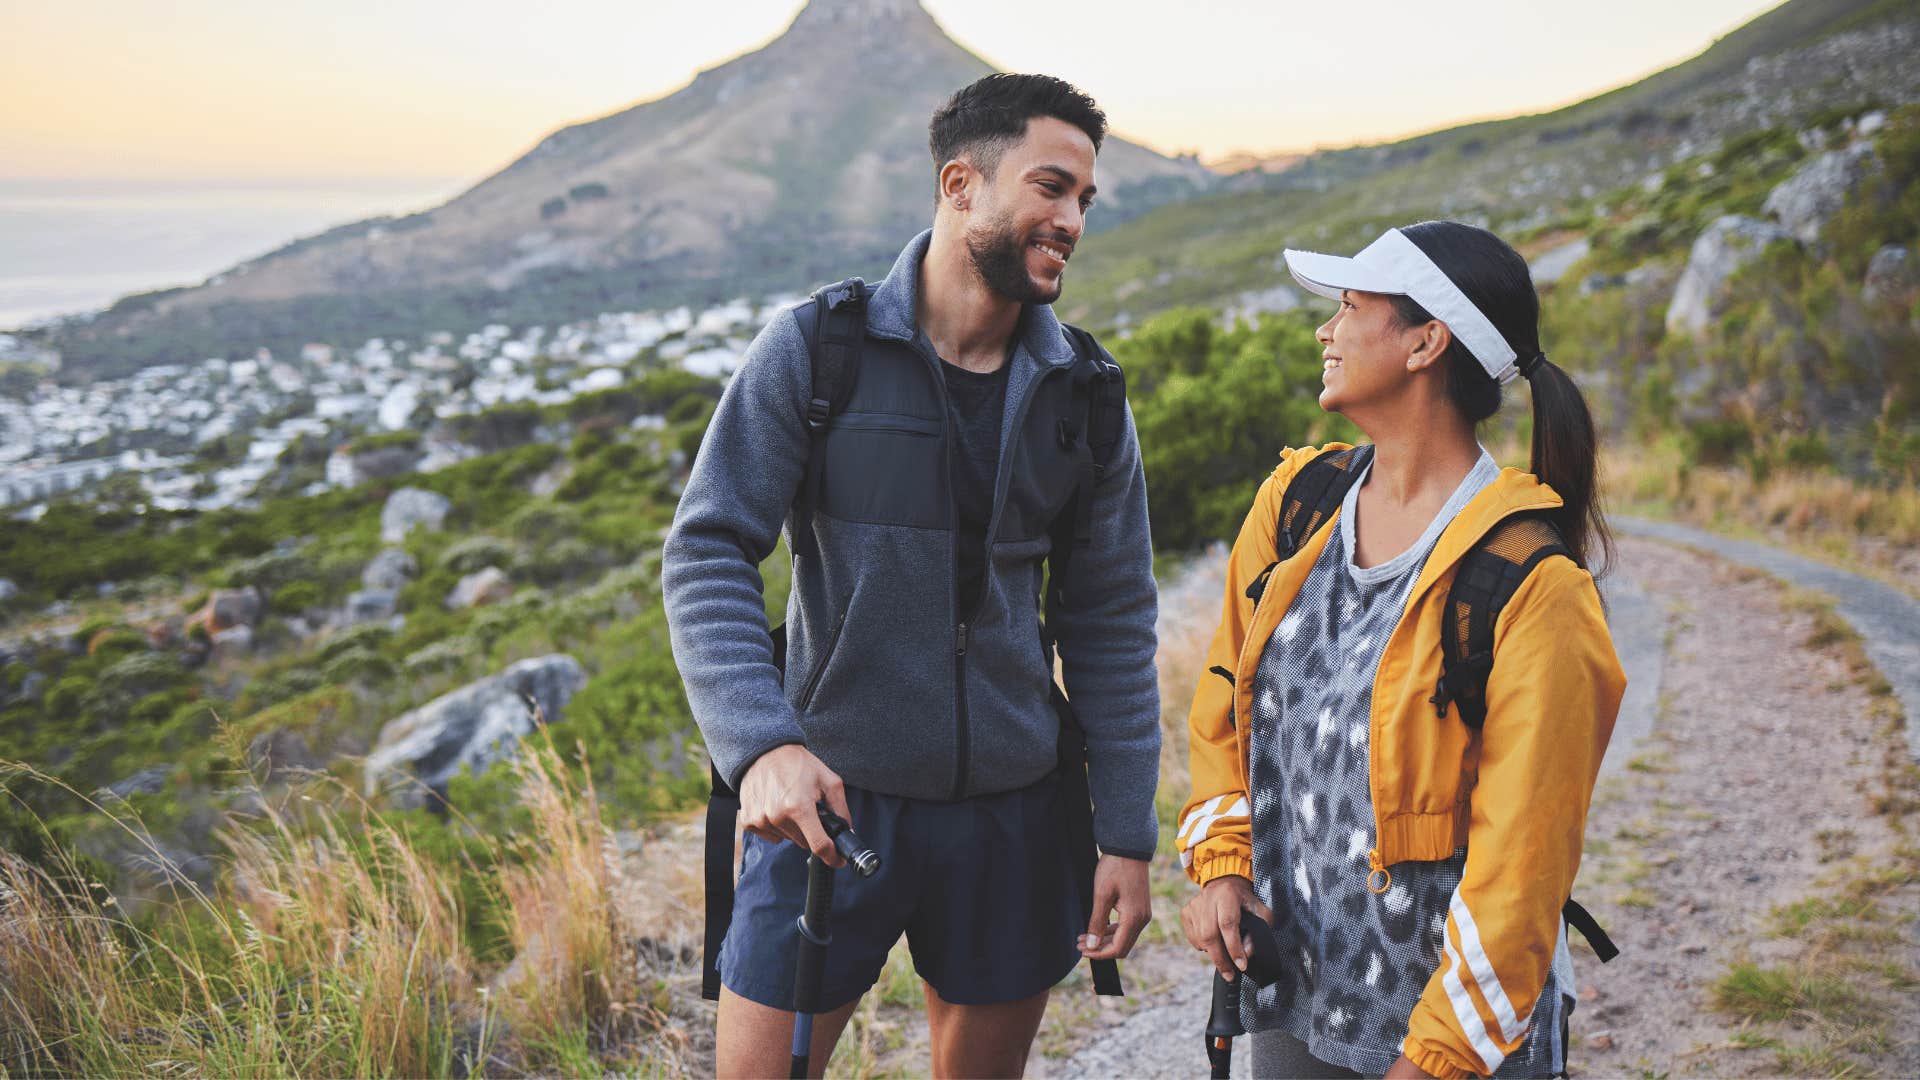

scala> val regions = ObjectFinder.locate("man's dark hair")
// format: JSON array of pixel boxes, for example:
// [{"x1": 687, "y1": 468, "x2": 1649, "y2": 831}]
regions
[{"x1": 928, "y1": 73, "x2": 1106, "y2": 182}]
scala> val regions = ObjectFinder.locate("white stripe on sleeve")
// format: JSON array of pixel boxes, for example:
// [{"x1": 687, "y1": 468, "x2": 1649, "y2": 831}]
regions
[
  {"x1": 1440, "y1": 928, "x2": 1507, "y2": 1073},
  {"x1": 1449, "y1": 889, "x2": 1526, "y2": 1042}
]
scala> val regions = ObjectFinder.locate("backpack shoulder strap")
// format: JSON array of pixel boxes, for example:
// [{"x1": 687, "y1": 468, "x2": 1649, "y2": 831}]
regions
[
  {"x1": 790, "y1": 277, "x2": 867, "y2": 558},
  {"x1": 1423, "y1": 511, "x2": 1620, "y2": 964},
  {"x1": 1245, "y1": 444, "x2": 1374, "y2": 604},
  {"x1": 1043, "y1": 324, "x2": 1128, "y2": 999},
  {"x1": 1428, "y1": 511, "x2": 1574, "y2": 729}
]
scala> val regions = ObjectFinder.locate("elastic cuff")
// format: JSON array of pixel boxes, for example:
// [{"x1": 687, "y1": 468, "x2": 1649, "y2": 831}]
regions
[
  {"x1": 721, "y1": 736, "x2": 807, "y2": 792},
  {"x1": 1404, "y1": 1040, "x2": 1475, "y2": 1080},
  {"x1": 1194, "y1": 854, "x2": 1253, "y2": 886}
]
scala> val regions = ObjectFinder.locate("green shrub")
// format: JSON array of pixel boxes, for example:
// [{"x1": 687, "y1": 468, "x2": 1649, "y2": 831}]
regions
[
  {"x1": 44, "y1": 675, "x2": 92, "y2": 722},
  {"x1": 1686, "y1": 418, "x2": 1755, "y2": 465},
  {"x1": 1123, "y1": 309, "x2": 1360, "y2": 550},
  {"x1": 505, "y1": 501, "x2": 583, "y2": 545},
  {"x1": 272, "y1": 580, "x2": 325, "y2": 613},
  {"x1": 317, "y1": 622, "x2": 393, "y2": 665},
  {"x1": 439, "y1": 535, "x2": 515, "y2": 575},
  {"x1": 322, "y1": 647, "x2": 397, "y2": 686}
]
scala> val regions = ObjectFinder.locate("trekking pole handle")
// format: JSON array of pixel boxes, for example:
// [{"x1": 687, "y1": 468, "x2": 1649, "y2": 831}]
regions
[{"x1": 815, "y1": 801, "x2": 882, "y2": 878}]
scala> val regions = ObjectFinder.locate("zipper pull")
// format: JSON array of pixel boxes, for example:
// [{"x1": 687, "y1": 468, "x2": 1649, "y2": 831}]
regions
[{"x1": 956, "y1": 622, "x2": 969, "y2": 655}]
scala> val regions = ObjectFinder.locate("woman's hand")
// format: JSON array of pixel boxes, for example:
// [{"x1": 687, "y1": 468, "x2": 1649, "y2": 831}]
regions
[{"x1": 1179, "y1": 874, "x2": 1275, "y2": 981}]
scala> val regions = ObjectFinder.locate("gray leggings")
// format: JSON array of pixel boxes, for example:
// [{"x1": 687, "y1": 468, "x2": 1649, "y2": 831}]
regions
[{"x1": 1249, "y1": 1028, "x2": 1362, "y2": 1079}]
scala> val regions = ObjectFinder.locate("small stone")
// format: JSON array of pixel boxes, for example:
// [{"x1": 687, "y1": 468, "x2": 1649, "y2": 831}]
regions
[{"x1": 446, "y1": 567, "x2": 513, "y2": 610}]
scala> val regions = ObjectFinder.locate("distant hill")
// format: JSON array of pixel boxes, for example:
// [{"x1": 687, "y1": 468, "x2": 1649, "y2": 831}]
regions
[{"x1": 37, "y1": 0, "x2": 1211, "y2": 381}]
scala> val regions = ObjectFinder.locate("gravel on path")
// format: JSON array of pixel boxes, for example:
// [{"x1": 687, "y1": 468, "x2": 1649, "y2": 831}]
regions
[{"x1": 1616, "y1": 514, "x2": 1920, "y2": 760}]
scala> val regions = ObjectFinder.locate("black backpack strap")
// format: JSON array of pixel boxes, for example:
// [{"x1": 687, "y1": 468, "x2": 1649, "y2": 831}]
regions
[
  {"x1": 1245, "y1": 444, "x2": 1374, "y2": 604},
  {"x1": 791, "y1": 277, "x2": 868, "y2": 558},
  {"x1": 1042, "y1": 324, "x2": 1127, "y2": 998},
  {"x1": 1043, "y1": 325, "x2": 1126, "y2": 644},
  {"x1": 1428, "y1": 512, "x2": 1572, "y2": 729},
  {"x1": 1562, "y1": 897, "x2": 1618, "y2": 962},
  {"x1": 700, "y1": 758, "x2": 739, "y2": 1001},
  {"x1": 701, "y1": 622, "x2": 788, "y2": 1000}
]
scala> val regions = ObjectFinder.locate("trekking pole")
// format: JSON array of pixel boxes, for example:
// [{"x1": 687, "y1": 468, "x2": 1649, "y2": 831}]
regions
[
  {"x1": 1202, "y1": 910, "x2": 1282, "y2": 1079},
  {"x1": 1205, "y1": 970, "x2": 1244, "y2": 1078},
  {"x1": 789, "y1": 802, "x2": 882, "y2": 1079}
]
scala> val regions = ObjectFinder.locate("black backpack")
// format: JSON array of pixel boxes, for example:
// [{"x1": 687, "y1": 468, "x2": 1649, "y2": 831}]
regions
[
  {"x1": 700, "y1": 277, "x2": 1131, "y2": 1001},
  {"x1": 1236, "y1": 444, "x2": 1618, "y2": 963}
]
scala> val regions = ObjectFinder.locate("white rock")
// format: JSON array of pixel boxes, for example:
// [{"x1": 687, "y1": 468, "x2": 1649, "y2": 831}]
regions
[
  {"x1": 445, "y1": 567, "x2": 513, "y2": 610},
  {"x1": 380, "y1": 487, "x2": 451, "y2": 543},
  {"x1": 1666, "y1": 216, "x2": 1797, "y2": 337},
  {"x1": 362, "y1": 654, "x2": 588, "y2": 803},
  {"x1": 1762, "y1": 144, "x2": 1875, "y2": 244}
]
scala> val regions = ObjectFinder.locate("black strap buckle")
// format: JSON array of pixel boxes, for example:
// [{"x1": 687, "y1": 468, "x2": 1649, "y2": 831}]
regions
[
  {"x1": 805, "y1": 397, "x2": 831, "y2": 432},
  {"x1": 1429, "y1": 650, "x2": 1494, "y2": 718}
]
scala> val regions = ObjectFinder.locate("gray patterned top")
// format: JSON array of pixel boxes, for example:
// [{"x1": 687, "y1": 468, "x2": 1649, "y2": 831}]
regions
[{"x1": 1240, "y1": 450, "x2": 1570, "y2": 1077}]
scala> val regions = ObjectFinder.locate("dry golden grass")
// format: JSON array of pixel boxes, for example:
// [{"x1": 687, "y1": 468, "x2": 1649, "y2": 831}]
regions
[
  {"x1": 0, "y1": 718, "x2": 658, "y2": 1077},
  {"x1": 1606, "y1": 441, "x2": 1920, "y2": 594}
]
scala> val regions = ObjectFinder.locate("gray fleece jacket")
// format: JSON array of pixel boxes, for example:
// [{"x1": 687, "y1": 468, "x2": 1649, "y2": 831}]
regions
[{"x1": 661, "y1": 230, "x2": 1161, "y2": 858}]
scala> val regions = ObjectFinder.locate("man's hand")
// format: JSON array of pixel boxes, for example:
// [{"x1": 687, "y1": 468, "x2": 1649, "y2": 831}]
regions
[
  {"x1": 737, "y1": 744, "x2": 851, "y2": 867},
  {"x1": 1078, "y1": 854, "x2": 1152, "y2": 960},
  {"x1": 1179, "y1": 874, "x2": 1275, "y2": 982}
]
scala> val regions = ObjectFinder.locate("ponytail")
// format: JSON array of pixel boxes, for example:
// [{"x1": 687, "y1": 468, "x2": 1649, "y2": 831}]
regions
[
  {"x1": 1523, "y1": 358, "x2": 1613, "y2": 573},
  {"x1": 1388, "y1": 221, "x2": 1614, "y2": 573}
]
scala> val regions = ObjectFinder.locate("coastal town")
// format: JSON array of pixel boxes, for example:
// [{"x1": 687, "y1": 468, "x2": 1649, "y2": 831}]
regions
[{"x1": 0, "y1": 293, "x2": 788, "y2": 514}]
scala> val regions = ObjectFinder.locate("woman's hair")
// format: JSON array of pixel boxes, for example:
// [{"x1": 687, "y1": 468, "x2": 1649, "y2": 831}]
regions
[{"x1": 1384, "y1": 220, "x2": 1614, "y2": 573}]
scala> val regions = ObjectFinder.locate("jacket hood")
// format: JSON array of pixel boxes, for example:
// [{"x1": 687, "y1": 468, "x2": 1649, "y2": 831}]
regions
[{"x1": 865, "y1": 229, "x2": 1078, "y2": 368}]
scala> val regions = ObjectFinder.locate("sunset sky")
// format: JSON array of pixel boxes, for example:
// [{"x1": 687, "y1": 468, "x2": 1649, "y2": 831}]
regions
[{"x1": 2, "y1": 0, "x2": 1783, "y2": 198}]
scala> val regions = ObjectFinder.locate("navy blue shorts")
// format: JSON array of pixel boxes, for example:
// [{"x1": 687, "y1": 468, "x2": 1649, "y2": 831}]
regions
[{"x1": 718, "y1": 772, "x2": 1083, "y2": 1011}]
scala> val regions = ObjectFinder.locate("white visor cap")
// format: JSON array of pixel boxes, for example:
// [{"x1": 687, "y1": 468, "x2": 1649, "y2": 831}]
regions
[{"x1": 1284, "y1": 228, "x2": 1520, "y2": 385}]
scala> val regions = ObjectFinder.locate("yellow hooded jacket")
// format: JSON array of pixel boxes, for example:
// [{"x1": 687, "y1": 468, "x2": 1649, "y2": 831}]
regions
[{"x1": 1177, "y1": 444, "x2": 1625, "y2": 1079}]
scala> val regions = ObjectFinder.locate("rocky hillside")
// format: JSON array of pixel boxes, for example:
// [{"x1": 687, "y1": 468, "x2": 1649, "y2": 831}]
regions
[
  {"x1": 1065, "y1": 0, "x2": 1920, "y2": 324},
  {"x1": 36, "y1": 0, "x2": 1210, "y2": 381}
]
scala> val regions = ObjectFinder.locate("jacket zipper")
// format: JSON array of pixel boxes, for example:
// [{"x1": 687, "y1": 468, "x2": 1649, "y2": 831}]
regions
[
  {"x1": 909, "y1": 335, "x2": 1059, "y2": 802},
  {"x1": 797, "y1": 605, "x2": 849, "y2": 713}
]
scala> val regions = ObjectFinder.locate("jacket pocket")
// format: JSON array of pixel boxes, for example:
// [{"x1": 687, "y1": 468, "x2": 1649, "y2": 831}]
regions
[{"x1": 797, "y1": 600, "x2": 851, "y2": 713}]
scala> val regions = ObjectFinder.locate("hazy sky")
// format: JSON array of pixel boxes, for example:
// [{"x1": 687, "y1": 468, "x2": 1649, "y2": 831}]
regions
[{"x1": 3, "y1": 0, "x2": 1781, "y2": 196}]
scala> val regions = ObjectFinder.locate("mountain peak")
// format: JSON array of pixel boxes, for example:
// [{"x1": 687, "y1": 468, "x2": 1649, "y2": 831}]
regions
[{"x1": 791, "y1": 0, "x2": 929, "y2": 25}]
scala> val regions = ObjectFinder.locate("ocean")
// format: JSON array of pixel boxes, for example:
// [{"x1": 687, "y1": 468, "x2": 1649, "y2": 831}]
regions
[{"x1": 0, "y1": 178, "x2": 460, "y2": 330}]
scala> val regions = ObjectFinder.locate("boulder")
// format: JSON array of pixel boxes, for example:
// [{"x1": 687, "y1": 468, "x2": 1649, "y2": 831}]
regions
[
  {"x1": 1529, "y1": 237, "x2": 1591, "y2": 286},
  {"x1": 245, "y1": 727, "x2": 322, "y2": 782},
  {"x1": 210, "y1": 624, "x2": 254, "y2": 662},
  {"x1": 1863, "y1": 244, "x2": 1916, "y2": 306},
  {"x1": 190, "y1": 586, "x2": 265, "y2": 635},
  {"x1": 1762, "y1": 143, "x2": 1875, "y2": 244},
  {"x1": 446, "y1": 567, "x2": 513, "y2": 610},
  {"x1": 349, "y1": 442, "x2": 424, "y2": 482},
  {"x1": 98, "y1": 765, "x2": 175, "y2": 800},
  {"x1": 344, "y1": 588, "x2": 399, "y2": 624},
  {"x1": 362, "y1": 654, "x2": 588, "y2": 804},
  {"x1": 361, "y1": 547, "x2": 418, "y2": 591},
  {"x1": 380, "y1": 487, "x2": 451, "y2": 543},
  {"x1": 1666, "y1": 215, "x2": 1796, "y2": 337}
]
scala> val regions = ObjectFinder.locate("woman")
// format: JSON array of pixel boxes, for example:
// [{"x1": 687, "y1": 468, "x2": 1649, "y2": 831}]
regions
[{"x1": 1176, "y1": 221, "x2": 1625, "y2": 1079}]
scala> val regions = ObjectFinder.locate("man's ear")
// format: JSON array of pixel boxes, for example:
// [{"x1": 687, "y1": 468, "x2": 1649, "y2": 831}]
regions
[
  {"x1": 1406, "y1": 320, "x2": 1453, "y2": 373},
  {"x1": 938, "y1": 158, "x2": 975, "y2": 212}
]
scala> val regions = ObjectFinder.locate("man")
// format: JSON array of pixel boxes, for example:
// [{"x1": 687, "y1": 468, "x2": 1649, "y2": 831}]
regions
[{"x1": 662, "y1": 73, "x2": 1160, "y2": 1078}]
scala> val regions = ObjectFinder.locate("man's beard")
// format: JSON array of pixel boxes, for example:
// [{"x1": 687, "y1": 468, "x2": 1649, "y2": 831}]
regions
[{"x1": 964, "y1": 211, "x2": 1060, "y2": 305}]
